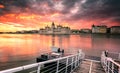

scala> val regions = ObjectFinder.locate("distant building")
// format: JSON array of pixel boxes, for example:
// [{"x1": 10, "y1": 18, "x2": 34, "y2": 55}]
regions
[
  {"x1": 39, "y1": 28, "x2": 46, "y2": 33},
  {"x1": 110, "y1": 26, "x2": 120, "y2": 34},
  {"x1": 71, "y1": 29, "x2": 80, "y2": 34},
  {"x1": 80, "y1": 29, "x2": 91, "y2": 33},
  {"x1": 39, "y1": 22, "x2": 71, "y2": 34},
  {"x1": 92, "y1": 24, "x2": 107, "y2": 33}
]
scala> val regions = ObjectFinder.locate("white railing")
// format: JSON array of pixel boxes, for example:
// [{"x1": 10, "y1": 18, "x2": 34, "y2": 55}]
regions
[
  {"x1": 107, "y1": 52, "x2": 120, "y2": 60},
  {"x1": 101, "y1": 51, "x2": 120, "y2": 73},
  {"x1": 0, "y1": 50, "x2": 84, "y2": 73}
]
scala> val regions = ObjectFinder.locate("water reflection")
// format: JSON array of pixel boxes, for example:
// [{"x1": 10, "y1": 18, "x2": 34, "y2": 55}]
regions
[{"x1": 0, "y1": 34, "x2": 120, "y2": 70}]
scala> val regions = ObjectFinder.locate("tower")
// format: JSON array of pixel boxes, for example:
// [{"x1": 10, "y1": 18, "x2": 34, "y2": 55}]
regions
[
  {"x1": 51, "y1": 22, "x2": 55, "y2": 33},
  {"x1": 51, "y1": 22, "x2": 55, "y2": 29}
]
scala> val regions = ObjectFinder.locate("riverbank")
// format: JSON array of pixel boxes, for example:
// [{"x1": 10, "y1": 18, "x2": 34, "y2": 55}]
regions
[{"x1": 0, "y1": 32, "x2": 120, "y2": 35}]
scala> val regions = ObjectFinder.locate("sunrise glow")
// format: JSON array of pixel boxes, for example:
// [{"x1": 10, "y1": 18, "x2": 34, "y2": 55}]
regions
[{"x1": 0, "y1": 0, "x2": 120, "y2": 32}]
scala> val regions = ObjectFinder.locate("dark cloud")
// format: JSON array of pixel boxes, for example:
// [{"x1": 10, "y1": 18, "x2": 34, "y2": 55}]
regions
[
  {"x1": 0, "y1": 0, "x2": 120, "y2": 24},
  {"x1": 28, "y1": 0, "x2": 56, "y2": 15},
  {"x1": 0, "y1": 0, "x2": 30, "y2": 14},
  {"x1": 61, "y1": 0, "x2": 80, "y2": 14},
  {"x1": 70, "y1": 0, "x2": 120, "y2": 22}
]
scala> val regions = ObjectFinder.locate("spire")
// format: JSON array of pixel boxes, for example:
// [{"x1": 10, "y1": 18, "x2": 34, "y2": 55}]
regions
[
  {"x1": 52, "y1": 22, "x2": 55, "y2": 26},
  {"x1": 51, "y1": 22, "x2": 55, "y2": 28},
  {"x1": 92, "y1": 24, "x2": 95, "y2": 27}
]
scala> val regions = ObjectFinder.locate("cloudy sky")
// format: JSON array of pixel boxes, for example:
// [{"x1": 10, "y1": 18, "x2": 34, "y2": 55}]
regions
[{"x1": 0, "y1": 0, "x2": 120, "y2": 32}]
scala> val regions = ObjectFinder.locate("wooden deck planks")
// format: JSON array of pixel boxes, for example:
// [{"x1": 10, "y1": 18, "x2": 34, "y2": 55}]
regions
[{"x1": 73, "y1": 59, "x2": 105, "y2": 73}]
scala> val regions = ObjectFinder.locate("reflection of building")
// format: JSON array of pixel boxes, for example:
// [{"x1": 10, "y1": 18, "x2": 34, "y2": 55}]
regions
[
  {"x1": 92, "y1": 25, "x2": 107, "y2": 33},
  {"x1": 52, "y1": 35, "x2": 55, "y2": 47},
  {"x1": 50, "y1": 35, "x2": 70, "y2": 53},
  {"x1": 110, "y1": 26, "x2": 120, "y2": 34},
  {"x1": 39, "y1": 22, "x2": 71, "y2": 34}
]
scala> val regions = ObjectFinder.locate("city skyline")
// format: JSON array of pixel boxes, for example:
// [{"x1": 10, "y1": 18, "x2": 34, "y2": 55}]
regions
[{"x1": 0, "y1": 0, "x2": 120, "y2": 32}]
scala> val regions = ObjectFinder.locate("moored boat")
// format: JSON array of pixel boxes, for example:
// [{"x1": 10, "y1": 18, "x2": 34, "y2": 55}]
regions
[{"x1": 36, "y1": 47, "x2": 64, "y2": 62}]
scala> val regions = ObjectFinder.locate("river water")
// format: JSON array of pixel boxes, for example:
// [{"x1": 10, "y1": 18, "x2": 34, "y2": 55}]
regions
[{"x1": 0, "y1": 34, "x2": 120, "y2": 70}]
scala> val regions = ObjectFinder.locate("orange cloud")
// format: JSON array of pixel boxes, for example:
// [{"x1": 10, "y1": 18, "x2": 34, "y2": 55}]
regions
[
  {"x1": 0, "y1": 4, "x2": 4, "y2": 8},
  {"x1": 0, "y1": 11, "x2": 119, "y2": 32},
  {"x1": 0, "y1": 22, "x2": 36, "y2": 32}
]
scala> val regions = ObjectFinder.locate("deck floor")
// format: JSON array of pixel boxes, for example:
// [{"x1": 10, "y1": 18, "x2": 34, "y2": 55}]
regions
[{"x1": 73, "y1": 59, "x2": 105, "y2": 73}]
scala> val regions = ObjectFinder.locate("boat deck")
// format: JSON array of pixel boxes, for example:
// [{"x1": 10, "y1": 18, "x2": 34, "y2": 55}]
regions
[
  {"x1": 1, "y1": 51, "x2": 119, "y2": 73},
  {"x1": 73, "y1": 59, "x2": 105, "y2": 73}
]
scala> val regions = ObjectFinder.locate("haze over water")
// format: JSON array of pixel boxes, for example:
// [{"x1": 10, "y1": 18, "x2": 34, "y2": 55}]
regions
[{"x1": 0, "y1": 34, "x2": 120, "y2": 70}]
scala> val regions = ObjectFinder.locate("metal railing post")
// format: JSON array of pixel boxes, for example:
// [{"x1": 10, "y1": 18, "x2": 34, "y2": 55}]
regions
[
  {"x1": 107, "y1": 61, "x2": 110, "y2": 73},
  {"x1": 78, "y1": 54, "x2": 80, "y2": 66},
  {"x1": 101, "y1": 52, "x2": 104, "y2": 64},
  {"x1": 77, "y1": 55, "x2": 79, "y2": 67},
  {"x1": 111, "y1": 62, "x2": 114, "y2": 73},
  {"x1": 76, "y1": 55, "x2": 78, "y2": 67},
  {"x1": 105, "y1": 58, "x2": 107, "y2": 72},
  {"x1": 71, "y1": 56, "x2": 74, "y2": 71},
  {"x1": 56, "y1": 60, "x2": 59, "y2": 73},
  {"x1": 118, "y1": 67, "x2": 120, "y2": 73},
  {"x1": 37, "y1": 65, "x2": 41, "y2": 73},
  {"x1": 119, "y1": 53, "x2": 120, "y2": 60},
  {"x1": 89, "y1": 61, "x2": 92, "y2": 73},
  {"x1": 65, "y1": 57, "x2": 69, "y2": 73},
  {"x1": 75, "y1": 56, "x2": 77, "y2": 68},
  {"x1": 103, "y1": 57, "x2": 105, "y2": 67}
]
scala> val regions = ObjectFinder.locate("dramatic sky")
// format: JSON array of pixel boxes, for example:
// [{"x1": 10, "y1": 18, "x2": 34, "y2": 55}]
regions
[{"x1": 0, "y1": 0, "x2": 120, "y2": 32}]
